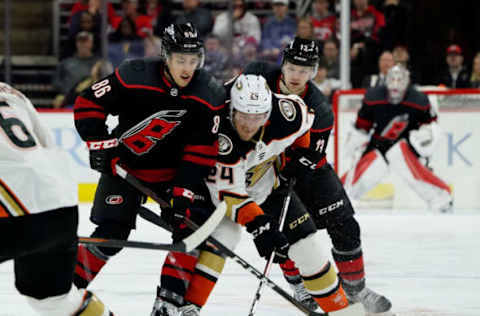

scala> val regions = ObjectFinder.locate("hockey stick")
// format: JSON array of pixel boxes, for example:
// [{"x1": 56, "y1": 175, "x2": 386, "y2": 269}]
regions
[
  {"x1": 248, "y1": 178, "x2": 295, "y2": 316},
  {"x1": 114, "y1": 164, "x2": 226, "y2": 253},
  {"x1": 78, "y1": 236, "x2": 188, "y2": 252},
  {"x1": 131, "y1": 190, "x2": 328, "y2": 316},
  {"x1": 137, "y1": 203, "x2": 328, "y2": 316},
  {"x1": 115, "y1": 164, "x2": 327, "y2": 315}
]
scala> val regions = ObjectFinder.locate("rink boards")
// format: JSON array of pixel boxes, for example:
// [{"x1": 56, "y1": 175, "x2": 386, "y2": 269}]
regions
[{"x1": 38, "y1": 110, "x2": 480, "y2": 209}]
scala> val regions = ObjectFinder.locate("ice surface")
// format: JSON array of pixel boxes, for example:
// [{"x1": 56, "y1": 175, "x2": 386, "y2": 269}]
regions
[{"x1": 1, "y1": 204, "x2": 479, "y2": 316}]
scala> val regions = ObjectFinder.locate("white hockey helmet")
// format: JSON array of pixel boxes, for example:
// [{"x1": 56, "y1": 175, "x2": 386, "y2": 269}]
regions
[
  {"x1": 230, "y1": 74, "x2": 272, "y2": 122},
  {"x1": 386, "y1": 64, "x2": 410, "y2": 104}
]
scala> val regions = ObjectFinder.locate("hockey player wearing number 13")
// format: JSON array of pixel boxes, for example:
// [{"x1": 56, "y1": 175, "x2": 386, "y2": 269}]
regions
[
  {"x1": 243, "y1": 37, "x2": 392, "y2": 315},
  {"x1": 71, "y1": 23, "x2": 225, "y2": 289},
  {"x1": 341, "y1": 64, "x2": 453, "y2": 213},
  {"x1": 0, "y1": 83, "x2": 113, "y2": 316}
]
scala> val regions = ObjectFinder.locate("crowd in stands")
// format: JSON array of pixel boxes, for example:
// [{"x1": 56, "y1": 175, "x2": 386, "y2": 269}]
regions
[{"x1": 51, "y1": 0, "x2": 480, "y2": 108}]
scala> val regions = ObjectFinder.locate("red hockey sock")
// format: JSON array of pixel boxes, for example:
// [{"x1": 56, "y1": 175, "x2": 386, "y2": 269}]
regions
[
  {"x1": 74, "y1": 244, "x2": 108, "y2": 288},
  {"x1": 280, "y1": 258, "x2": 301, "y2": 283},
  {"x1": 159, "y1": 251, "x2": 199, "y2": 304},
  {"x1": 332, "y1": 248, "x2": 365, "y2": 284}
]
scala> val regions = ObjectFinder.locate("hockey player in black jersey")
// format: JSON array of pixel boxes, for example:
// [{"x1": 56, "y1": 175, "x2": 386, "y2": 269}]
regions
[
  {"x1": 342, "y1": 64, "x2": 452, "y2": 213},
  {"x1": 243, "y1": 37, "x2": 393, "y2": 315},
  {"x1": 72, "y1": 23, "x2": 225, "y2": 289}
]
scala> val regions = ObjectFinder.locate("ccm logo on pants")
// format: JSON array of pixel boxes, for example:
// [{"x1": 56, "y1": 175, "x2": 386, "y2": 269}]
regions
[
  {"x1": 317, "y1": 200, "x2": 344, "y2": 216},
  {"x1": 289, "y1": 213, "x2": 311, "y2": 230}
]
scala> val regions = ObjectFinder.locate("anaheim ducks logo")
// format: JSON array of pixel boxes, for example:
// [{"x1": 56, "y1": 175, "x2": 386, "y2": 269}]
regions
[
  {"x1": 235, "y1": 80, "x2": 243, "y2": 90},
  {"x1": 218, "y1": 133, "x2": 233, "y2": 155},
  {"x1": 279, "y1": 99, "x2": 296, "y2": 121}
]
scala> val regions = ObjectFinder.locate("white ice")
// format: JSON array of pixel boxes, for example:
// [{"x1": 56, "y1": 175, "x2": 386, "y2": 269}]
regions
[{"x1": 1, "y1": 204, "x2": 479, "y2": 316}]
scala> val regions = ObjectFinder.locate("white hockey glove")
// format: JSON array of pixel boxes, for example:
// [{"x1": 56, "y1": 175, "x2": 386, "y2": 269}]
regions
[
  {"x1": 344, "y1": 123, "x2": 371, "y2": 157},
  {"x1": 408, "y1": 122, "x2": 441, "y2": 157}
]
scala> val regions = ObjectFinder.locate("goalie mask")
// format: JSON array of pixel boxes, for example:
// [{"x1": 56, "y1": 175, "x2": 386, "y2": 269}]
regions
[
  {"x1": 386, "y1": 64, "x2": 410, "y2": 104},
  {"x1": 230, "y1": 74, "x2": 272, "y2": 141},
  {"x1": 161, "y1": 23, "x2": 205, "y2": 68}
]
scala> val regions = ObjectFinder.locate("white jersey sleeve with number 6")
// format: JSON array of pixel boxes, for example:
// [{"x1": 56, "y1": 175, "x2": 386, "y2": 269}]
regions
[{"x1": 0, "y1": 82, "x2": 77, "y2": 217}]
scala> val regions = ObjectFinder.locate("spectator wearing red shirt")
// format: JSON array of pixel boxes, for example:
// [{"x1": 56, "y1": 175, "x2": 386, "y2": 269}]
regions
[
  {"x1": 350, "y1": 0, "x2": 386, "y2": 86},
  {"x1": 70, "y1": 0, "x2": 118, "y2": 26},
  {"x1": 350, "y1": 0, "x2": 385, "y2": 44},
  {"x1": 311, "y1": 0, "x2": 336, "y2": 42},
  {"x1": 112, "y1": 0, "x2": 154, "y2": 38}
]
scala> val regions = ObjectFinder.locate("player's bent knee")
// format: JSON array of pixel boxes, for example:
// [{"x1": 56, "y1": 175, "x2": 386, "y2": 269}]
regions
[
  {"x1": 210, "y1": 217, "x2": 242, "y2": 250},
  {"x1": 26, "y1": 287, "x2": 112, "y2": 316},
  {"x1": 327, "y1": 216, "x2": 361, "y2": 251},
  {"x1": 288, "y1": 231, "x2": 330, "y2": 276}
]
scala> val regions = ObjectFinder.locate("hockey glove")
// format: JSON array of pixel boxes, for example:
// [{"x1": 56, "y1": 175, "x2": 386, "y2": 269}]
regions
[
  {"x1": 245, "y1": 214, "x2": 290, "y2": 263},
  {"x1": 164, "y1": 186, "x2": 195, "y2": 225},
  {"x1": 282, "y1": 148, "x2": 322, "y2": 183},
  {"x1": 86, "y1": 138, "x2": 119, "y2": 175}
]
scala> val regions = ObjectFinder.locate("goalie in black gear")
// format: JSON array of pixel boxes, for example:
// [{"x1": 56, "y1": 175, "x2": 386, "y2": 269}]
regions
[{"x1": 341, "y1": 64, "x2": 452, "y2": 213}]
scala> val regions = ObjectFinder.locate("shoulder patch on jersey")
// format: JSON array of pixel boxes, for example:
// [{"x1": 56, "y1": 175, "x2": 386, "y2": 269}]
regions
[
  {"x1": 279, "y1": 99, "x2": 296, "y2": 121},
  {"x1": 219, "y1": 133, "x2": 233, "y2": 155}
]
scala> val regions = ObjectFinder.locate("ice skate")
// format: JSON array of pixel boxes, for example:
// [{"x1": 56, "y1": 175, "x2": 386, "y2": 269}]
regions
[
  {"x1": 178, "y1": 304, "x2": 201, "y2": 316},
  {"x1": 289, "y1": 281, "x2": 319, "y2": 311},
  {"x1": 151, "y1": 297, "x2": 179, "y2": 316},
  {"x1": 346, "y1": 286, "x2": 393, "y2": 315}
]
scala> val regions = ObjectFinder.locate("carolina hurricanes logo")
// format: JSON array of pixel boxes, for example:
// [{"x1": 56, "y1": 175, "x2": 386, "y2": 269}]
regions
[
  {"x1": 120, "y1": 110, "x2": 186, "y2": 155},
  {"x1": 105, "y1": 195, "x2": 124, "y2": 205}
]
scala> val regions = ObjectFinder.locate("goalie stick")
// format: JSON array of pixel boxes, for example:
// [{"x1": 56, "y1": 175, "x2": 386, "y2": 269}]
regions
[{"x1": 248, "y1": 178, "x2": 295, "y2": 316}]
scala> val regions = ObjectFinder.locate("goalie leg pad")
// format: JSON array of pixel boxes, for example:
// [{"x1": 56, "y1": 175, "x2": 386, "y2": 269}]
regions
[
  {"x1": 341, "y1": 149, "x2": 389, "y2": 199},
  {"x1": 184, "y1": 246, "x2": 226, "y2": 308},
  {"x1": 386, "y1": 140, "x2": 452, "y2": 211}
]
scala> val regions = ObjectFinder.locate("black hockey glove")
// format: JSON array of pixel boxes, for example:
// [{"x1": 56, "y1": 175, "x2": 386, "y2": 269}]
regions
[
  {"x1": 245, "y1": 214, "x2": 290, "y2": 263},
  {"x1": 162, "y1": 186, "x2": 194, "y2": 227},
  {"x1": 86, "y1": 138, "x2": 119, "y2": 175},
  {"x1": 281, "y1": 147, "x2": 322, "y2": 183}
]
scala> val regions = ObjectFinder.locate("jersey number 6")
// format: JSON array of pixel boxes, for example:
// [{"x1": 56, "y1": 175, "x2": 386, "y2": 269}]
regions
[{"x1": 0, "y1": 103, "x2": 36, "y2": 149}]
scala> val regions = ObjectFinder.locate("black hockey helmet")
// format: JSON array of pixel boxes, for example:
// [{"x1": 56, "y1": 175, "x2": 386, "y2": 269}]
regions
[
  {"x1": 161, "y1": 23, "x2": 204, "y2": 66},
  {"x1": 282, "y1": 37, "x2": 320, "y2": 67}
]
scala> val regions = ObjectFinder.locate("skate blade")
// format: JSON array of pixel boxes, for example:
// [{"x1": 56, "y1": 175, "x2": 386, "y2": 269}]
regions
[{"x1": 329, "y1": 302, "x2": 366, "y2": 316}]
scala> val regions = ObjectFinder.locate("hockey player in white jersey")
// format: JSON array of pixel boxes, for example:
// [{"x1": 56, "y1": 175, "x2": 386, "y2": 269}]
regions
[
  {"x1": 342, "y1": 64, "x2": 453, "y2": 212},
  {"x1": 0, "y1": 82, "x2": 113, "y2": 316},
  {"x1": 151, "y1": 74, "x2": 364, "y2": 315}
]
